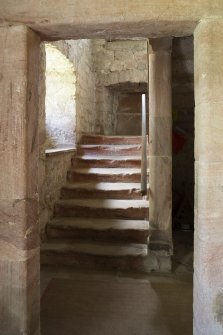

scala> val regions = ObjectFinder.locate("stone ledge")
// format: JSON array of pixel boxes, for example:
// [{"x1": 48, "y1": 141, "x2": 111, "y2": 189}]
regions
[{"x1": 45, "y1": 146, "x2": 76, "y2": 157}]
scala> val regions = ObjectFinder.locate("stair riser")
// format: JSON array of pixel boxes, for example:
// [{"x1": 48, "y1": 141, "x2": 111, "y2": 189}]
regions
[
  {"x1": 54, "y1": 206, "x2": 149, "y2": 220},
  {"x1": 41, "y1": 252, "x2": 147, "y2": 272},
  {"x1": 77, "y1": 148, "x2": 144, "y2": 157},
  {"x1": 81, "y1": 135, "x2": 144, "y2": 145},
  {"x1": 67, "y1": 172, "x2": 141, "y2": 183},
  {"x1": 61, "y1": 188, "x2": 143, "y2": 200},
  {"x1": 46, "y1": 227, "x2": 149, "y2": 244},
  {"x1": 72, "y1": 158, "x2": 141, "y2": 168}
]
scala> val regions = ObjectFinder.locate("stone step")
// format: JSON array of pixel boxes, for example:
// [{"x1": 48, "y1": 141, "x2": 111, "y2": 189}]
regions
[
  {"x1": 77, "y1": 144, "x2": 147, "y2": 156},
  {"x1": 67, "y1": 168, "x2": 149, "y2": 183},
  {"x1": 41, "y1": 239, "x2": 148, "y2": 271},
  {"x1": 46, "y1": 217, "x2": 150, "y2": 243},
  {"x1": 54, "y1": 199, "x2": 149, "y2": 220},
  {"x1": 72, "y1": 156, "x2": 142, "y2": 168},
  {"x1": 81, "y1": 134, "x2": 147, "y2": 145},
  {"x1": 61, "y1": 182, "x2": 146, "y2": 199}
]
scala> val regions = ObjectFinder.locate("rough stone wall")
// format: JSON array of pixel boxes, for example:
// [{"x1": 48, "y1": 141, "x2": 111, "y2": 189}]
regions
[
  {"x1": 92, "y1": 39, "x2": 148, "y2": 134},
  {"x1": 45, "y1": 43, "x2": 76, "y2": 148},
  {"x1": 44, "y1": 39, "x2": 148, "y2": 138},
  {"x1": 39, "y1": 39, "x2": 101, "y2": 235},
  {"x1": 172, "y1": 36, "x2": 194, "y2": 228},
  {"x1": 53, "y1": 39, "x2": 100, "y2": 141},
  {"x1": 39, "y1": 150, "x2": 75, "y2": 237}
]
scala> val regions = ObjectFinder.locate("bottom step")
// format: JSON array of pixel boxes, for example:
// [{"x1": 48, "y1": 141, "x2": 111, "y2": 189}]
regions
[{"x1": 41, "y1": 239, "x2": 148, "y2": 272}]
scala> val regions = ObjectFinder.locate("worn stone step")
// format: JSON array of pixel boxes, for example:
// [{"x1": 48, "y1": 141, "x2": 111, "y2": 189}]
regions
[
  {"x1": 61, "y1": 182, "x2": 146, "y2": 199},
  {"x1": 67, "y1": 168, "x2": 148, "y2": 183},
  {"x1": 81, "y1": 134, "x2": 147, "y2": 145},
  {"x1": 77, "y1": 144, "x2": 147, "y2": 156},
  {"x1": 54, "y1": 199, "x2": 149, "y2": 220},
  {"x1": 46, "y1": 218, "x2": 150, "y2": 243},
  {"x1": 72, "y1": 156, "x2": 142, "y2": 168},
  {"x1": 41, "y1": 239, "x2": 148, "y2": 271}
]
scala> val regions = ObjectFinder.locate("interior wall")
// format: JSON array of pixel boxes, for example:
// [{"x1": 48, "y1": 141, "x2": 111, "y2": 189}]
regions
[
  {"x1": 44, "y1": 38, "x2": 148, "y2": 138},
  {"x1": 45, "y1": 43, "x2": 76, "y2": 148},
  {"x1": 39, "y1": 149, "x2": 76, "y2": 237},
  {"x1": 53, "y1": 39, "x2": 101, "y2": 141},
  {"x1": 92, "y1": 39, "x2": 148, "y2": 134},
  {"x1": 0, "y1": 25, "x2": 41, "y2": 335},
  {"x1": 39, "y1": 39, "x2": 103, "y2": 236}
]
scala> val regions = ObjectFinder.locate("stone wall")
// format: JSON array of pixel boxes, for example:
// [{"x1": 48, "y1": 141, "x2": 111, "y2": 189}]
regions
[
  {"x1": 194, "y1": 19, "x2": 223, "y2": 334},
  {"x1": 92, "y1": 39, "x2": 148, "y2": 134},
  {"x1": 53, "y1": 39, "x2": 101, "y2": 142},
  {"x1": 39, "y1": 149, "x2": 75, "y2": 237},
  {"x1": 39, "y1": 39, "x2": 102, "y2": 235},
  {"x1": 45, "y1": 43, "x2": 76, "y2": 148},
  {"x1": 44, "y1": 39, "x2": 148, "y2": 138},
  {"x1": 0, "y1": 25, "x2": 41, "y2": 335}
]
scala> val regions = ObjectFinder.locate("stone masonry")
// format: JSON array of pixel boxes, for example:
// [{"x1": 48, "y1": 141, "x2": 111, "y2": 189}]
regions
[
  {"x1": 93, "y1": 39, "x2": 148, "y2": 134},
  {"x1": 1, "y1": 2, "x2": 223, "y2": 334}
]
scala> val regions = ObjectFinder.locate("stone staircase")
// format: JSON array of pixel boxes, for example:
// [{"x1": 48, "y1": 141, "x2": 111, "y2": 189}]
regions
[{"x1": 41, "y1": 134, "x2": 150, "y2": 272}]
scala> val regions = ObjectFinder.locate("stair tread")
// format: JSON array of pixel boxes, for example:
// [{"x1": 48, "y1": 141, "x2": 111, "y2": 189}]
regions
[
  {"x1": 56, "y1": 199, "x2": 149, "y2": 209},
  {"x1": 77, "y1": 155, "x2": 141, "y2": 160},
  {"x1": 69, "y1": 168, "x2": 148, "y2": 174},
  {"x1": 63, "y1": 182, "x2": 142, "y2": 190},
  {"x1": 79, "y1": 144, "x2": 142, "y2": 149},
  {"x1": 44, "y1": 133, "x2": 150, "y2": 269},
  {"x1": 42, "y1": 239, "x2": 148, "y2": 257},
  {"x1": 81, "y1": 134, "x2": 143, "y2": 139},
  {"x1": 48, "y1": 217, "x2": 150, "y2": 231}
]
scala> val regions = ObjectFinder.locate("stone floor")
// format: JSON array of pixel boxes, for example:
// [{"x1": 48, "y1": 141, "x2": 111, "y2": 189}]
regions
[{"x1": 41, "y1": 230, "x2": 193, "y2": 335}]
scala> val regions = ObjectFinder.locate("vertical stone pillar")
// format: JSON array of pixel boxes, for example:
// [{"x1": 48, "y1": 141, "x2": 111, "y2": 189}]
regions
[
  {"x1": 194, "y1": 19, "x2": 223, "y2": 335},
  {"x1": 148, "y1": 38, "x2": 173, "y2": 258},
  {"x1": 0, "y1": 26, "x2": 40, "y2": 334}
]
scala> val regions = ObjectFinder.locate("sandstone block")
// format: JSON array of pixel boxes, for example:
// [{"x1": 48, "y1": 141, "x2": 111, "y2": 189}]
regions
[
  {"x1": 195, "y1": 102, "x2": 223, "y2": 161},
  {"x1": 149, "y1": 156, "x2": 172, "y2": 231},
  {"x1": 149, "y1": 116, "x2": 172, "y2": 156},
  {"x1": 110, "y1": 60, "x2": 124, "y2": 72},
  {"x1": 195, "y1": 19, "x2": 223, "y2": 105}
]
